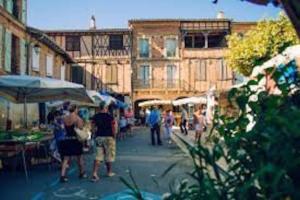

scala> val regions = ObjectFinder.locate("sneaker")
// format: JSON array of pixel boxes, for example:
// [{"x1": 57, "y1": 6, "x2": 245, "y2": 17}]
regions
[
  {"x1": 60, "y1": 176, "x2": 68, "y2": 183},
  {"x1": 90, "y1": 175, "x2": 100, "y2": 182},
  {"x1": 107, "y1": 172, "x2": 116, "y2": 177}
]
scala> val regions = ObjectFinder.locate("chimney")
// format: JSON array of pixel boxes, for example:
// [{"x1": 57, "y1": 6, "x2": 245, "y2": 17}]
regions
[
  {"x1": 90, "y1": 15, "x2": 96, "y2": 29},
  {"x1": 217, "y1": 11, "x2": 225, "y2": 19}
]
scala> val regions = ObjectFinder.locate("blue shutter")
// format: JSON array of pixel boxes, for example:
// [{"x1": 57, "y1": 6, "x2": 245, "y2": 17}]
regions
[
  {"x1": 20, "y1": 39, "x2": 27, "y2": 75},
  {"x1": 0, "y1": 25, "x2": 3, "y2": 69},
  {"x1": 21, "y1": 0, "x2": 27, "y2": 24},
  {"x1": 6, "y1": 0, "x2": 13, "y2": 14},
  {"x1": 4, "y1": 31, "x2": 12, "y2": 72}
]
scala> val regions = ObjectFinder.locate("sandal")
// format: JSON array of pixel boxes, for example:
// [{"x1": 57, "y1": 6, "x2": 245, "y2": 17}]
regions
[
  {"x1": 60, "y1": 176, "x2": 68, "y2": 183},
  {"x1": 79, "y1": 173, "x2": 88, "y2": 179},
  {"x1": 90, "y1": 175, "x2": 100, "y2": 182},
  {"x1": 107, "y1": 172, "x2": 116, "y2": 177}
]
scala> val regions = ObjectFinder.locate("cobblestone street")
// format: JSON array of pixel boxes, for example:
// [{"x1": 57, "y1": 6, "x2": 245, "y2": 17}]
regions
[{"x1": 0, "y1": 127, "x2": 193, "y2": 200}]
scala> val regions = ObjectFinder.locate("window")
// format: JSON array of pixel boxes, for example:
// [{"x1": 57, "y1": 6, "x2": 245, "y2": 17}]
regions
[
  {"x1": 46, "y1": 54, "x2": 54, "y2": 77},
  {"x1": 12, "y1": 0, "x2": 20, "y2": 20},
  {"x1": 218, "y1": 59, "x2": 229, "y2": 80},
  {"x1": 72, "y1": 65, "x2": 83, "y2": 84},
  {"x1": 65, "y1": 36, "x2": 81, "y2": 51},
  {"x1": 184, "y1": 34, "x2": 205, "y2": 48},
  {"x1": 208, "y1": 34, "x2": 226, "y2": 48},
  {"x1": 138, "y1": 65, "x2": 150, "y2": 86},
  {"x1": 32, "y1": 46, "x2": 40, "y2": 71},
  {"x1": 194, "y1": 35, "x2": 205, "y2": 48},
  {"x1": 106, "y1": 65, "x2": 118, "y2": 84},
  {"x1": 165, "y1": 38, "x2": 177, "y2": 57},
  {"x1": 166, "y1": 64, "x2": 177, "y2": 88},
  {"x1": 109, "y1": 34, "x2": 123, "y2": 50},
  {"x1": 11, "y1": 34, "x2": 20, "y2": 74},
  {"x1": 196, "y1": 60, "x2": 207, "y2": 81},
  {"x1": 138, "y1": 38, "x2": 149, "y2": 58},
  {"x1": 184, "y1": 36, "x2": 193, "y2": 48}
]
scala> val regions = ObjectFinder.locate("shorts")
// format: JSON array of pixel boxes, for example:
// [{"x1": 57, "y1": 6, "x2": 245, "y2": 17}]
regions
[
  {"x1": 120, "y1": 127, "x2": 127, "y2": 133},
  {"x1": 195, "y1": 124, "x2": 203, "y2": 132},
  {"x1": 95, "y1": 137, "x2": 116, "y2": 162}
]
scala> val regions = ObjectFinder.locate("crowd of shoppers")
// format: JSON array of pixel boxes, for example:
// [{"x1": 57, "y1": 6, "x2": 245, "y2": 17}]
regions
[{"x1": 48, "y1": 100, "x2": 209, "y2": 183}]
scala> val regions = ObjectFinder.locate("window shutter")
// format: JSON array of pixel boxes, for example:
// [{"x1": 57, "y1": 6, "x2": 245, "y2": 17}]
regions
[
  {"x1": 21, "y1": 0, "x2": 27, "y2": 24},
  {"x1": 106, "y1": 65, "x2": 112, "y2": 83},
  {"x1": 6, "y1": 0, "x2": 13, "y2": 14},
  {"x1": 4, "y1": 30, "x2": 12, "y2": 72},
  {"x1": 218, "y1": 59, "x2": 223, "y2": 80},
  {"x1": 20, "y1": 39, "x2": 26, "y2": 75},
  {"x1": 0, "y1": 25, "x2": 3, "y2": 69},
  {"x1": 61, "y1": 65, "x2": 65, "y2": 81},
  {"x1": 113, "y1": 65, "x2": 118, "y2": 83},
  {"x1": 196, "y1": 60, "x2": 206, "y2": 81},
  {"x1": 32, "y1": 46, "x2": 40, "y2": 71},
  {"x1": 46, "y1": 54, "x2": 53, "y2": 76}
]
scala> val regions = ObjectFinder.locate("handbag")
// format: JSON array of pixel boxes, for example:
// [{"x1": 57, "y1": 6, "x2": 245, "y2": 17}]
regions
[{"x1": 75, "y1": 127, "x2": 90, "y2": 142}]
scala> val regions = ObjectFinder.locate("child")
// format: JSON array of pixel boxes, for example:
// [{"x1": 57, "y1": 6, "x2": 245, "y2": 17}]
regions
[
  {"x1": 119, "y1": 115, "x2": 127, "y2": 140},
  {"x1": 50, "y1": 110, "x2": 65, "y2": 162}
]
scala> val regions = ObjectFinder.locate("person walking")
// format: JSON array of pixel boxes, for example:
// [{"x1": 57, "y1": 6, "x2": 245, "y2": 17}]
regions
[
  {"x1": 91, "y1": 102, "x2": 116, "y2": 182},
  {"x1": 180, "y1": 106, "x2": 188, "y2": 135},
  {"x1": 125, "y1": 107, "x2": 134, "y2": 136},
  {"x1": 118, "y1": 114, "x2": 127, "y2": 140},
  {"x1": 148, "y1": 106, "x2": 162, "y2": 146},
  {"x1": 139, "y1": 109, "x2": 145, "y2": 126},
  {"x1": 59, "y1": 104, "x2": 87, "y2": 183},
  {"x1": 164, "y1": 110, "x2": 174, "y2": 144},
  {"x1": 193, "y1": 104, "x2": 206, "y2": 143}
]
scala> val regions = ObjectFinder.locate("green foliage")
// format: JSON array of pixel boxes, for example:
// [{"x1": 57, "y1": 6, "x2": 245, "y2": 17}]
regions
[
  {"x1": 226, "y1": 14, "x2": 299, "y2": 76},
  {"x1": 162, "y1": 66, "x2": 300, "y2": 200}
]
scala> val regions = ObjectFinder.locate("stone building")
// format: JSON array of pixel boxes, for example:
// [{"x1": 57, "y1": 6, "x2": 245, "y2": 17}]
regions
[
  {"x1": 45, "y1": 28, "x2": 132, "y2": 103},
  {"x1": 45, "y1": 16, "x2": 255, "y2": 112},
  {"x1": 0, "y1": 0, "x2": 75, "y2": 128},
  {"x1": 129, "y1": 18, "x2": 256, "y2": 110}
]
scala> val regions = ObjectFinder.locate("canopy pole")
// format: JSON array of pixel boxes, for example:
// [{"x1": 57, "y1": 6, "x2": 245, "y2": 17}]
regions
[{"x1": 24, "y1": 94, "x2": 27, "y2": 128}]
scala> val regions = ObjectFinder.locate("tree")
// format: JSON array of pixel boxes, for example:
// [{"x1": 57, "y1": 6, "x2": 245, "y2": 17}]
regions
[{"x1": 226, "y1": 14, "x2": 299, "y2": 76}]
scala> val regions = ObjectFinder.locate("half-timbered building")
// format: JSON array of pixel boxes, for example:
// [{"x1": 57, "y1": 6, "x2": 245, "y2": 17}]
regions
[{"x1": 46, "y1": 29, "x2": 132, "y2": 103}]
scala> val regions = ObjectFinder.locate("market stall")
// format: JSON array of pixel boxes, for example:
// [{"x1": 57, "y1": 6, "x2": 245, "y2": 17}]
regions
[{"x1": 0, "y1": 75, "x2": 92, "y2": 180}]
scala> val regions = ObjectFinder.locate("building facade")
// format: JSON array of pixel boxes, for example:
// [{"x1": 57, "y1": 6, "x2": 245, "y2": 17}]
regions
[
  {"x1": 45, "y1": 18, "x2": 255, "y2": 112},
  {"x1": 129, "y1": 19, "x2": 255, "y2": 110},
  {"x1": 45, "y1": 29, "x2": 132, "y2": 103},
  {"x1": 0, "y1": 0, "x2": 75, "y2": 128}
]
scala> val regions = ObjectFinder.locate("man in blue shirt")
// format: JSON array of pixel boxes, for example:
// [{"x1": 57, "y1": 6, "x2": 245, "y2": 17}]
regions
[{"x1": 148, "y1": 106, "x2": 162, "y2": 145}]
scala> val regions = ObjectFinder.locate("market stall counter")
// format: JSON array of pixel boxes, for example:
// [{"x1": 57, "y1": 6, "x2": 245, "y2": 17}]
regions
[{"x1": 0, "y1": 130, "x2": 53, "y2": 181}]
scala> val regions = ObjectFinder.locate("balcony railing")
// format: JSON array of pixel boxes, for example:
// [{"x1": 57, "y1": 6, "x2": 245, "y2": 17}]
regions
[{"x1": 133, "y1": 79, "x2": 188, "y2": 90}]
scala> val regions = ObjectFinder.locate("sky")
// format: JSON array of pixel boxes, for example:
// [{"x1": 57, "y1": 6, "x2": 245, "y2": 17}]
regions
[{"x1": 28, "y1": 0, "x2": 282, "y2": 30}]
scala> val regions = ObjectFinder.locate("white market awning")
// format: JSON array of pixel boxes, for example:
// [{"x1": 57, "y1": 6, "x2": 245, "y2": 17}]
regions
[
  {"x1": 138, "y1": 100, "x2": 172, "y2": 107},
  {"x1": 251, "y1": 45, "x2": 300, "y2": 77},
  {"x1": 172, "y1": 96, "x2": 207, "y2": 106},
  {"x1": 87, "y1": 90, "x2": 116, "y2": 105}
]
